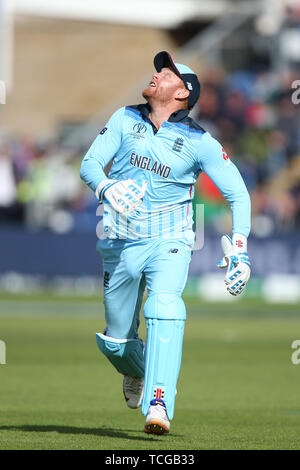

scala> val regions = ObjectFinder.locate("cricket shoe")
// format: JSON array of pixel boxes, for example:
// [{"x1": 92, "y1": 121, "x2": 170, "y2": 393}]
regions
[
  {"x1": 123, "y1": 375, "x2": 144, "y2": 409},
  {"x1": 144, "y1": 399, "x2": 170, "y2": 435}
]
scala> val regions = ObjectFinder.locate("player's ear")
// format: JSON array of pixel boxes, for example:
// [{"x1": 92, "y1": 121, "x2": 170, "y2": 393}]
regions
[{"x1": 175, "y1": 88, "x2": 189, "y2": 101}]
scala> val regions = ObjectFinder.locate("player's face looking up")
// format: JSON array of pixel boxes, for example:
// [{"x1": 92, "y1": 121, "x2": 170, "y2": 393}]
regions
[{"x1": 142, "y1": 67, "x2": 189, "y2": 109}]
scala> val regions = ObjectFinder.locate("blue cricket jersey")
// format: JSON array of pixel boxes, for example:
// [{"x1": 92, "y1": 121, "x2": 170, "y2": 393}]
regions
[{"x1": 80, "y1": 104, "x2": 251, "y2": 244}]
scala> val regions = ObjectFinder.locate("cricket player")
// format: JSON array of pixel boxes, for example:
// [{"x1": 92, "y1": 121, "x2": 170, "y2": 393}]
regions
[{"x1": 80, "y1": 51, "x2": 251, "y2": 435}]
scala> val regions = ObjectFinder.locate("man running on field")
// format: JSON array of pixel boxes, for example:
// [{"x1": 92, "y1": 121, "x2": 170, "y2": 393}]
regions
[{"x1": 80, "y1": 51, "x2": 251, "y2": 435}]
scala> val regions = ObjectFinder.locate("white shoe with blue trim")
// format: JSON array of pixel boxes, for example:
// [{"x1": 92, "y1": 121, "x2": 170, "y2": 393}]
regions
[{"x1": 144, "y1": 399, "x2": 170, "y2": 435}]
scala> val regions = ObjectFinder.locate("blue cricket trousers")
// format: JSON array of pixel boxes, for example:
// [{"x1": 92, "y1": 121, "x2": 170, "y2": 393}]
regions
[{"x1": 96, "y1": 237, "x2": 192, "y2": 339}]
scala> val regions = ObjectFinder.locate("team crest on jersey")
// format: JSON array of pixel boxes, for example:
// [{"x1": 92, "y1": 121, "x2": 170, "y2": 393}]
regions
[{"x1": 172, "y1": 137, "x2": 184, "y2": 153}]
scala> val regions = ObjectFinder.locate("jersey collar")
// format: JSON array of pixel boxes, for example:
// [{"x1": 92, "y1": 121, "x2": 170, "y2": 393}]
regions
[
  {"x1": 168, "y1": 108, "x2": 190, "y2": 122},
  {"x1": 140, "y1": 103, "x2": 190, "y2": 123}
]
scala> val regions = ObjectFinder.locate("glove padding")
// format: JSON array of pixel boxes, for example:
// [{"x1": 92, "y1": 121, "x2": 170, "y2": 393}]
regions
[
  {"x1": 217, "y1": 234, "x2": 251, "y2": 296},
  {"x1": 98, "y1": 179, "x2": 147, "y2": 214}
]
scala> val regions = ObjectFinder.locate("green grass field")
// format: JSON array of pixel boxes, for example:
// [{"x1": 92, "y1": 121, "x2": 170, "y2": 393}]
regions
[{"x1": 0, "y1": 294, "x2": 300, "y2": 450}]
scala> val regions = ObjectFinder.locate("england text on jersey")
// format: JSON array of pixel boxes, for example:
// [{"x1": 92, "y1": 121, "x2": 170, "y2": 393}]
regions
[{"x1": 129, "y1": 152, "x2": 171, "y2": 179}]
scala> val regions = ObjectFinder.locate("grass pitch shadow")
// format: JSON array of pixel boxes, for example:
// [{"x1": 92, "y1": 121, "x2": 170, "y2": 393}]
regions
[{"x1": 0, "y1": 424, "x2": 161, "y2": 442}]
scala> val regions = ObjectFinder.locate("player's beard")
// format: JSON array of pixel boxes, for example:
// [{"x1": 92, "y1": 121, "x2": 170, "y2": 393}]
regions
[
  {"x1": 142, "y1": 86, "x2": 172, "y2": 107},
  {"x1": 142, "y1": 86, "x2": 154, "y2": 102}
]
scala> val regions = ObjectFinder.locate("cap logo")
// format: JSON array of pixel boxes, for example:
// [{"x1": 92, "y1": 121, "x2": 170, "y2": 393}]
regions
[{"x1": 186, "y1": 82, "x2": 193, "y2": 90}]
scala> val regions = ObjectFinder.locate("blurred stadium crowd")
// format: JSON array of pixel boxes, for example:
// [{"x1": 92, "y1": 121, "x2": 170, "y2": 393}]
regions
[
  {"x1": 0, "y1": 63, "x2": 300, "y2": 237},
  {"x1": 195, "y1": 65, "x2": 300, "y2": 236}
]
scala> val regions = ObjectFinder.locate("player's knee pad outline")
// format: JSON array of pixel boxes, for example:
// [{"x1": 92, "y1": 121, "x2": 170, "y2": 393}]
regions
[
  {"x1": 144, "y1": 293, "x2": 186, "y2": 321},
  {"x1": 96, "y1": 333, "x2": 144, "y2": 378}
]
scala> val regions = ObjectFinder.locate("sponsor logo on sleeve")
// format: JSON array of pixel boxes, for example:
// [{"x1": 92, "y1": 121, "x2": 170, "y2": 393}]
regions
[{"x1": 222, "y1": 148, "x2": 231, "y2": 166}]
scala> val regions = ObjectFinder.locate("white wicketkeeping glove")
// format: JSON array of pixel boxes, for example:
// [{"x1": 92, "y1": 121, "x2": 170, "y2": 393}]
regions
[
  {"x1": 96, "y1": 179, "x2": 147, "y2": 214},
  {"x1": 217, "y1": 233, "x2": 251, "y2": 296}
]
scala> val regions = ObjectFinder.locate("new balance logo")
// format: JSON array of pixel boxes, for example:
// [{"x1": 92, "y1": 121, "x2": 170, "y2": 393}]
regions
[{"x1": 173, "y1": 138, "x2": 184, "y2": 153}]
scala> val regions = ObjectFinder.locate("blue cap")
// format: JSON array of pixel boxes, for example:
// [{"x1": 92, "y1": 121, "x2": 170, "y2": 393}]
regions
[{"x1": 154, "y1": 51, "x2": 200, "y2": 108}]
